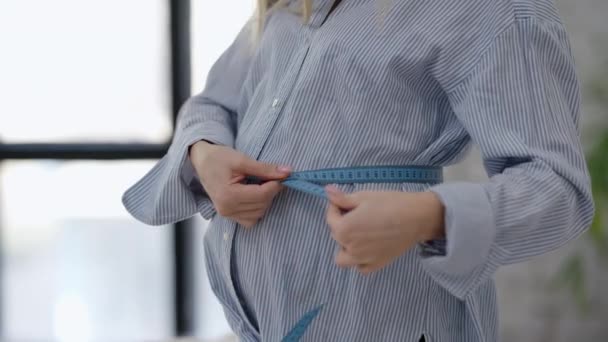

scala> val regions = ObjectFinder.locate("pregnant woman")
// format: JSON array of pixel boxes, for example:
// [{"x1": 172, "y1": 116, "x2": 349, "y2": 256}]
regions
[{"x1": 123, "y1": 0, "x2": 595, "y2": 341}]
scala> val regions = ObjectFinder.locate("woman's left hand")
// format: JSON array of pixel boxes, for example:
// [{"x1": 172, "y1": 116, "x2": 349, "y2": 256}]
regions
[{"x1": 325, "y1": 185, "x2": 445, "y2": 275}]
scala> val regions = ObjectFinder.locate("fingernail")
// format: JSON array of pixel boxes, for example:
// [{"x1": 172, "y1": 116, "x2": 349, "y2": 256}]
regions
[{"x1": 277, "y1": 165, "x2": 292, "y2": 173}]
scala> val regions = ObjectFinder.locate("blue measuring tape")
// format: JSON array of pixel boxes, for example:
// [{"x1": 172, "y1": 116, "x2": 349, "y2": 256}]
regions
[
  {"x1": 270, "y1": 165, "x2": 443, "y2": 199},
  {"x1": 252, "y1": 165, "x2": 442, "y2": 341}
]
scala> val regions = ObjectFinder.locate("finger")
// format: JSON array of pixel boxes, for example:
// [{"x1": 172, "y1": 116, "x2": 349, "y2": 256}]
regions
[
  {"x1": 229, "y1": 183, "x2": 275, "y2": 204},
  {"x1": 335, "y1": 249, "x2": 360, "y2": 268},
  {"x1": 212, "y1": 190, "x2": 265, "y2": 216},
  {"x1": 357, "y1": 264, "x2": 378, "y2": 276},
  {"x1": 239, "y1": 183, "x2": 282, "y2": 219},
  {"x1": 235, "y1": 208, "x2": 266, "y2": 221},
  {"x1": 327, "y1": 203, "x2": 357, "y2": 247},
  {"x1": 227, "y1": 201, "x2": 266, "y2": 212},
  {"x1": 229, "y1": 174, "x2": 246, "y2": 184},
  {"x1": 233, "y1": 206, "x2": 266, "y2": 217},
  {"x1": 258, "y1": 180, "x2": 283, "y2": 200},
  {"x1": 230, "y1": 181, "x2": 283, "y2": 205},
  {"x1": 325, "y1": 185, "x2": 358, "y2": 211},
  {"x1": 238, "y1": 219, "x2": 258, "y2": 229},
  {"x1": 326, "y1": 203, "x2": 345, "y2": 238},
  {"x1": 235, "y1": 156, "x2": 291, "y2": 180}
]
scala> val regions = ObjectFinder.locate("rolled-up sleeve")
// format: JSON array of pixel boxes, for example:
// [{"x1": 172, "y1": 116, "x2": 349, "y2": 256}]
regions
[
  {"x1": 122, "y1": 21, "x2": 255, "y2": 226},
  {"x1": 421, "y1": 17, "x2": 595, "y2": 299}
]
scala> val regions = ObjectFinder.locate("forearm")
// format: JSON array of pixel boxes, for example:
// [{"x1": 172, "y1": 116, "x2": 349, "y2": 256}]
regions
[
  {"x1": 413, "y1": 191, "x2": 446, "y2": 243},
  {"x1": 420, "y1": 158, "x2": 594, "y2": 299}
]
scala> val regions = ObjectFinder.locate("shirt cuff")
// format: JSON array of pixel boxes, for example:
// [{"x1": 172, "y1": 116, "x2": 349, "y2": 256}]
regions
[
  {"x1": 179, "y1": 154, "x2": 216, "y2": 220},
  {"x1": 178, "y1": 122, "x2": 233, "y2": 220},
  {"x1": 121, "y1": 122, "x2": 227, "y2": 224},
  {"x1": 182, "y1": 119, "x2": 235, "y2": 148},
  {"x1": 179, "y1": 119, "x2": 234, "y2": 198},
  {"x1": 421, "y1": 182, "x2": 496, "y2": 276}
]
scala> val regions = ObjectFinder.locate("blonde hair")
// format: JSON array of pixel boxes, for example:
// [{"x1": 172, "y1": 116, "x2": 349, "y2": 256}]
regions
[
  {"x1": 255, "y1": 0, "x2": 313, "y2": 38},
  {"x1": 254, "y1": 1, "x2": 390, "y2": 41}
]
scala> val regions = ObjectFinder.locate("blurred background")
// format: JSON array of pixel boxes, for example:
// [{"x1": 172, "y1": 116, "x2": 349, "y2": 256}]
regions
[{"x1": 0, "y1": 0, "x2": 606, "y2": 341}]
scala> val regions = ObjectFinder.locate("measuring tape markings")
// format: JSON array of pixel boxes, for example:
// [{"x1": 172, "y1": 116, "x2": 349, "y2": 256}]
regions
[
  {"x1": 279, "y1": 166, "x2": 443, "y2": 199},
  {"x1": 261, "y1": 166, "x2": 443, "y2": 341}
]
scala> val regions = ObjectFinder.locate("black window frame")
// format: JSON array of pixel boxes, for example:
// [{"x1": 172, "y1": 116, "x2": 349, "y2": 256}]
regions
[{"x1": 0, "y1": 0, "x2": 196, "y2": 336}]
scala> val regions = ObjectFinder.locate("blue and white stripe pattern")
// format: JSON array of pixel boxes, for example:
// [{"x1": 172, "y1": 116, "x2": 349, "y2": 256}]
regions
[{"x1": 122, "y1": 0, "x2": 595, "y2": 340}]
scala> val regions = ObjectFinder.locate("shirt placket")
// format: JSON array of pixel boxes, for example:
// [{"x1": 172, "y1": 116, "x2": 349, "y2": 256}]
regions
[
  {"x1": 242, "y1": 42, "x2": 312, "y2": 160},
  {"x1": 219, "y1": 25, "x2": 317, "y2": 339},
  {"x1": 220, "y1": 1, "x2": 337, "y2": 335},
  {"x1": 242, "y1": 0, "x2": 336, "y2": 159}
]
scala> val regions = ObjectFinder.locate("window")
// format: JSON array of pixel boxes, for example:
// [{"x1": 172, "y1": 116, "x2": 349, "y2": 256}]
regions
[
  {"x1": 1, "y1": 161, "x2": 172, "y2": 340},
  {"x1": 0, "y1": 1, "x2": 255, "y2": 339},
  {"x1": 0, "y1": 0, "x2": 171, "y2": 143},
  {"x1": 0, "y1": 0, "x2": 191, "y2": 340},
  {"x1": 191, "y1": 0, "x2": 254, "y2": 90}
]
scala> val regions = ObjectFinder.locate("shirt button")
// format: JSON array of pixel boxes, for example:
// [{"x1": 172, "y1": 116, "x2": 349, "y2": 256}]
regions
[
  {"x1": 223, "y1": 232, "x2": 229, "y2": 241},
  {"x1": 272, "y1": 98, "x2": 280, "y2": 108}
]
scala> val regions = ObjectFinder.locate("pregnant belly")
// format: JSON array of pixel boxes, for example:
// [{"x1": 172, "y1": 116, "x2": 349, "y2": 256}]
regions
[{"x1": 229, "y1": 181, "x2": 432, "y2": 327}]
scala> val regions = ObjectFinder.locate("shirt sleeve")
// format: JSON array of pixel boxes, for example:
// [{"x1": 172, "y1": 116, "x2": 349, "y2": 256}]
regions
[
  {"x1": 121, "y1": 21, "x2": 255, "y2": 226},
  {"x1": 420, "y1": 17, "x2": 595, "y2": 299}
]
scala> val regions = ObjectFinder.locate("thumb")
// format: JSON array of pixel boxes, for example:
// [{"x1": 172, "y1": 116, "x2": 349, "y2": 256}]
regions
[
  {"x1": 325, "y1": 185, "x2": 358, "y2": 211},
  {"x1": 236, "y1": 156, "x2": 291, "y2": 179}
]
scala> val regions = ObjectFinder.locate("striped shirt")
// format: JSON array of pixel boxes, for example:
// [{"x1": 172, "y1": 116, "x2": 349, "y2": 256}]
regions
[{"x1": 122, "y1": 0, "x2": 595, "y2": 341}]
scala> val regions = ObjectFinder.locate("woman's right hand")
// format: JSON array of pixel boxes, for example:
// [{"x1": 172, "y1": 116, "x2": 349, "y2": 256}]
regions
[{"x1": 189, "y1": 140, "x2": 291, "y2": 228}]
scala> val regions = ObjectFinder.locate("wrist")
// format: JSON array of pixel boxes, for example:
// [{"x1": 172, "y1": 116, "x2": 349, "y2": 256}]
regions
[
  {"x1": 189, "y1": 140, "x2": 213, "y2": 164},
  {"x1": 416, "y1": 191, "x2": 445, "y2": 242}
]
